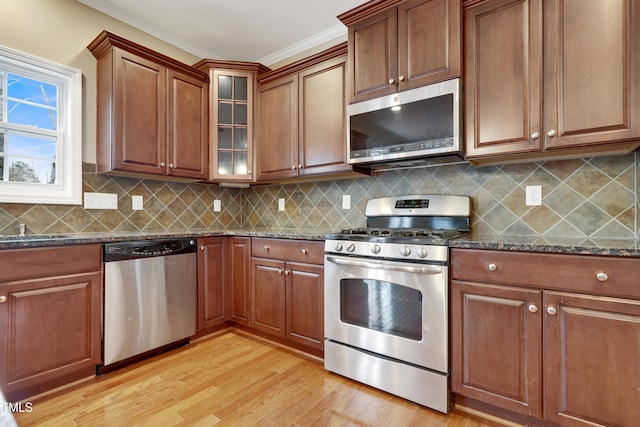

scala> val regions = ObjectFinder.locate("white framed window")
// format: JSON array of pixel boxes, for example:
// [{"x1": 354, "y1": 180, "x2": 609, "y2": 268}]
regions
[{"x1": 0, "y1": 44, "x2": 82, "y2": 205}]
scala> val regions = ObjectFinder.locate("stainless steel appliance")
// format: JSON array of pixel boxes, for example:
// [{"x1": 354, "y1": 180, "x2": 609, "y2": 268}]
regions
[
  {"x1": 102, "y1": 238, "x2": 197, "y2": 371},
  {"x1": 348, "y1": 78, "x2": 462, "y2": 168},
  {"x1": 324, "y1": 195, "x2": 471, "y2": 413}
]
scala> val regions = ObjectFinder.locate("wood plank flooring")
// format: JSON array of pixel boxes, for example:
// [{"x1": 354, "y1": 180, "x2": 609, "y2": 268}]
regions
[{"x1": 14, "y1": 331, "x2": 501, "y2": 426}]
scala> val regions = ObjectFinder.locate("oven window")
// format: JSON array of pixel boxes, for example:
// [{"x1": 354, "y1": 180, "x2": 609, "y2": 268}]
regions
[{"x1": 340, "y1": 279, "x2": 422, "y2": 341}]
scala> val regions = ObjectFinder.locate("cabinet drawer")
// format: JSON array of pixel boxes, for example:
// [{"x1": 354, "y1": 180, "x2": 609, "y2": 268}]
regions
[
  {"x1": 451, "y1": 249, "x2": 640, "y2": 300},
  {"x1": 252, "y1": 238, "x2": 323, "y2": 264},
  {"x1": 0, "y1": 244, "x2": 102, "y2": 283}
]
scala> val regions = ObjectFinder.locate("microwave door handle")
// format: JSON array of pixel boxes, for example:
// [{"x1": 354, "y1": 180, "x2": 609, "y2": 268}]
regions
[{"x1": 326, "y1": 256, "x2": 443, "y2": 275}]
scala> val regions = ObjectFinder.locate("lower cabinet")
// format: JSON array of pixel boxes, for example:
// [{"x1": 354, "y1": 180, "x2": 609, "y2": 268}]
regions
[
  {"x1": 228, "y1": 237, "x2": 252, "y2": 326},
  {"x1": 197, "y1": 237, "x2": 228, "y2": 331},
  {"x1": 451, "y1": 248, "x2": 640, "y2": 427},
  {"x1": 0, "y1": 245, "x2": 102, "y2": 402},
  {"x1": 251, "y1": 238, "x2": 324, "y2": 351}
]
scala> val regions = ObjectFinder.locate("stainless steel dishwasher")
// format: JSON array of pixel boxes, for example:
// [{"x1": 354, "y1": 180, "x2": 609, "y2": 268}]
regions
[{"x1": 101, "y1": 238, "x2": 197, "y2": 371}]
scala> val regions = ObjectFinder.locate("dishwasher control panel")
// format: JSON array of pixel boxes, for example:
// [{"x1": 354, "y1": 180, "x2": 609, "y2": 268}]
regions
[{"x1": 104, "y1": 238, "x2": 197, "y2": 261}]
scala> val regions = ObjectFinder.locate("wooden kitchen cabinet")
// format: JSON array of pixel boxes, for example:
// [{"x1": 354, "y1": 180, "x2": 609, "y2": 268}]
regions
[
  {"x1": 228, "y1": 237, "x2": 252, "y2": 326},
  {"x1": 256, "y1": 44, "x2": 356, "y2": 182},
  {"x1": 250, "y1": 238, "x2": 324, "y2": 351},
  {"x1": 88, "y1": 31, "x2": 209, "y2": 180},
  {"x1": 193, "y1": 61, "x2": 270, "y2": 183},
  {"x1": 0, "y1": 245, "x2": 102, "y2": 402},
  {"x1": 464, "y1": 0, "x2": 640, "y2": 163},
  {"x1": 197, "y1": 237, "x2": 228, "y2": 331},
  {"x1": 338, "y1": 0, "x2": 461, "y2": 103},
  {"x1": 450, "y1": 248, "x2": 640, "y2": 426}
]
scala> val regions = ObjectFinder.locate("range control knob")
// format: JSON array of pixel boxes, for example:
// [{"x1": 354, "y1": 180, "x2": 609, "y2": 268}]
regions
[
  {"x1": 371, "y1": 244, "x2": 381, "y2": 254},
  {"x1": 346, "y1": 243, "x2": 356, "y2": 253},
  {"x1": 417, "y1": 247, "x2": 428, "y2": 258},
  {"x1": 400, "y1": 246, "x2": 411, "y2": 257},
  {"x1": 334, "y1": 242, "x2": 343, "y2": 252}
]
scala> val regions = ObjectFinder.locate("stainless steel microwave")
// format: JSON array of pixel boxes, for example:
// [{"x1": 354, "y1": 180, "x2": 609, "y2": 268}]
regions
[{"x1": 347, "y1": 78, "x2": 462, "y2": 166}]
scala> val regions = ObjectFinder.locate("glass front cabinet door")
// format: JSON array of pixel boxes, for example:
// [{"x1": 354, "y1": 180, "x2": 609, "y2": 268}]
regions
[{"x1": 195, "y1": 61, "x2": 269, "y2": 182}]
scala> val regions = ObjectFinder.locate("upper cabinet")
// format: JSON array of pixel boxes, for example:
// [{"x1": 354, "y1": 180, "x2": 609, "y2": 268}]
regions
[
  {"x1": 338, "y1": 0, "x2": 461, "y2": 103},
  {"x1": 257, "y1": 43, "x2": 358, "y2": 182},
  {"x1": 194, "y1": 60, "x2": 270, "y2": 183},
  {"x1": 464, "y1": 0, "x2": 640, "y2": 163},
  {"x1": 88, "y1": 31, "x2": 209, "y2": 180}
]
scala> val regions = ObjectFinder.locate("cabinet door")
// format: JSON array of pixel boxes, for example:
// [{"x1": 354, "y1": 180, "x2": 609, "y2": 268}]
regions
[
  {"x1": 348, "y1": 7, "x2": 398, "y2": 102},
  {"x1": 398, "y1": 0, "x2": 461, "y2": 91},
  {"x1": 0, "y1": 272, "x2": 101, "y2": 401},
  {"x1": 544, "y1": 292, "x2": 640, "y2": 427},
  {"x1": 464, "y1": 0, "x2": 543, "y2": 158},
  {"x1": 543, "y1": 0, "x2": 640, "y2": 149},
  {"x1": 211, "y1": 70, "x2": 254, "y2": 181},
  {"x1": 451, "y1": 281, "x2": 542, "y2": 418},
  {"x1": 298, "y1": 56, "x2": 350, "y2": 176},
  {"x1": 285, "y1": 262, "x2": 324, "y2": 350},
  {"x1": 112, "y1": 48, "x2": 167, "y2": 174},
  {"x1": 251, "y1": 258, "x2": 286, "y2": 337},
  {"x1": 256, "y1": 75, "x2": 298, "y2": 181},
  {"x1": 167, "y1": 69, "x2": 208, "y2": 180},
  {"x1": 197, "y1": 237, "x2": 227, "y2": 331},
  {"x1": 229, "y1": 237, "x2": 251, "y2": 326}
]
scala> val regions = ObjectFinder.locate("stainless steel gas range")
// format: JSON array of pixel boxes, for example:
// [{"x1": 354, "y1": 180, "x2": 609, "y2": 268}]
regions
[{"x1": 323, "y1": 194, "x2": 471, "y2": 413}]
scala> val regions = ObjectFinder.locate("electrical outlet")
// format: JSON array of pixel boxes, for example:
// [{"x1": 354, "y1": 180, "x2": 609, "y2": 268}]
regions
[
  {"x1": 213, "y1": 200, "x2": 221, "y2": 212},
  {"x1": 525, "y1": 185, "x2": 542, "y2": 206},
  {"x1": 342, "y1": 194, "x2": 351, "y2": 209},
  {"x1": 84, "y1": 192, "x2": 118, "y2": 209},
  {"x1": 132, "y1": 195, "x2": 143, "y2": 210},
  {"x1": 278, "y1": 198, "x2": 285, "y2": 211}
]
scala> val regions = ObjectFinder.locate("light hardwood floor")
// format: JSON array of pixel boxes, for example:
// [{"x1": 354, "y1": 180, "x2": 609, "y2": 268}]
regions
[{"x1": 14, "y1": 331, "x2": 500, "y2": 426}]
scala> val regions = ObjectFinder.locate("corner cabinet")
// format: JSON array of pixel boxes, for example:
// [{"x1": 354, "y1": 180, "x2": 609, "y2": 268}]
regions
[
  {"x1": 250, "y1": 238, "x2": 324, "y2": 352},
  {"x1": 193, "y1": 61, "x2": 270, "y2": 183},
  {"x1": 88, "y1": 31, "x2": 209, "y2": 180},
  {"x1": 338, "y1": 0, "x2": 461, "y2": 103},
  {"x1": 451, "y1": 248, "x2": 640, "y2": 427},
  {"x1": 256, "y1": 44, "x2": 359, "y2": 182},
  {"x1": 464, "y1": 0, "x2": 640, "y2": 163},
  {"x1": 0, "y1": 245, "x2": 102, "y2": 402}
]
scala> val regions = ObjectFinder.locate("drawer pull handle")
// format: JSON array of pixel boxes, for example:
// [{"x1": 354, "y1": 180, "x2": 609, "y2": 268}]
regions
[
  {"x1": 488, "y1": 263, "x2": 497, "y2": 271},
  {"x1": 547, "y1": 306, "x2": 557, "y2": 315},
  {"x1": 528, "y1": 304, "x2": 538, "y2": 313},
  {"x1": 596, "y1": 271, "x2": 608, "y2": 282},
  {"x1": 0, "y1": 296, "x2": 6, "y2": 303},
  {"x1": 301, "y1": 249, "x2": 308, "y2": 254}
]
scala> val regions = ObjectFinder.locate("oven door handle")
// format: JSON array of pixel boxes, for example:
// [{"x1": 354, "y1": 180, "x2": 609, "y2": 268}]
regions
[{"x1": 326, "y1": 256, "x2": 443, "y2": 275}]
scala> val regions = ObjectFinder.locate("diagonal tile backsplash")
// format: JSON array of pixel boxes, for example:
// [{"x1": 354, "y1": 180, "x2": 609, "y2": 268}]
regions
[{"x1": 0, "y1": 153, "x2": 638, "y2": 239}]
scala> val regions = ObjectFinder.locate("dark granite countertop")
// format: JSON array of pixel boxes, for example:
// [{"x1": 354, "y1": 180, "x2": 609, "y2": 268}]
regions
[{"x1": 1, "y1": 229, "x2": 639, "y2": 258}]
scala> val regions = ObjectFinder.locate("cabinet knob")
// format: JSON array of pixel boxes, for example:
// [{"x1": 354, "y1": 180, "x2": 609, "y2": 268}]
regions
[
  {"x1": 488, "y1": 263, "x2": 497, "y2": 271},
  {"x1": 389, "y1": 78, "x2": 396, "y2": 85},
  {"x1": 169, "y1": 163, "x2": 175, "y2": 169},
  {"x1": 263, "y1": 245, "x2": 270, "y2": 251},
  {"x1": 547, "y1": 306, "x2": 558, "y2": 315},
  {"x1": 291, "y1": 165, "x2": 297, "y2": 170},
  {"x1": 547, "y1": 129, "x2": 557, "y2": 137},
  {"x1": 531, "y1": 132, "x2": 540, "y2": 140},
  {"x1": 301, "y1": 249, "x2": 308, "y2": 254},
  {"x1": 528, "y1": 304, "x2": 538, "y2": 313},
  {"x1": 596, "y1": 271, "x2": 609, "y2": 282},
  {"x1": 0, "y1": 296, "x2": 6, "y2": 303},
  {"x1": 248, "y1": 170, "x2": 252, "y2": 174},
  {"x1": 160, "y1": 162, "x2": 166, "y2": 167},
  {"x1": 277, "y1": 269, "x2": 283, "y2": 274},
  {"x1": 285, "y1": 270, "x2": 290, "y2": 276},
  {"x1": 200, "y1": 246, "x2": 204, "y2": 251},
  {"x1": 298, "y1": 164, "x2": 303, "y2": 169},
  {"x1": 398, "y1": 75, "x2": 405, "y2": 81}
]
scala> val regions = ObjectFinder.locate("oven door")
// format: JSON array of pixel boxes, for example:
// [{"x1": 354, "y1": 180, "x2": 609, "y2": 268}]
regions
[{"x1": 324, "y1": 254, "x2": 448, "y2": 373}]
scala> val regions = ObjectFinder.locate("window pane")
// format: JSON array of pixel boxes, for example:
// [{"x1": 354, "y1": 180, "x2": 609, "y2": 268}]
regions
[
  {"x1": 8, "y1": 132, "x2": 56, "y2": 159},
  {"x1": 234, "y1": 128, "x2": 247, "y2": 149},
  {"x1": 218, "y1": 151, "x2": 232, "y2": 175},
  {"x1": 234, "y1": 152, "x2": 248, "y2": 175},
  {"x1": 6, "y1": 158, "x2": 56, "y2": 184},
  {"x1": 0, "y1": 129, "x2": 4, "y2": 152},
  {"x1": 0, "y1": 71, "x2": 4, "y2": 121},
  {"x1": 218, "y1": 101, "x2": 232, "y2": 124},
  {"x1": 218, "y1": 127, "x2": 232, "y2": 149},
  {"x1": 234, "y1": 77, "x2": 247, "y2": 100},
  {"x1": 7, "y1": 73, "x2": 57, "y2": 130},
  {"x1": 234, "y1": 102, "x2": 247, "y2": 125},
  {"x1": 218, "y1": 75, "x2": 232, "y2": 99}
]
